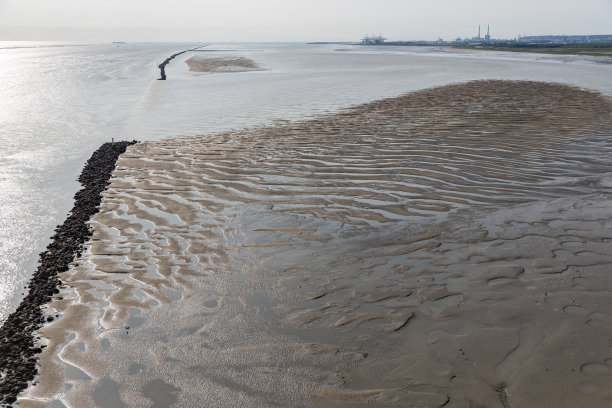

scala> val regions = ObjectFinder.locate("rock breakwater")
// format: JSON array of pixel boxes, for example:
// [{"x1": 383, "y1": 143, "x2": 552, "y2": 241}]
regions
[
  {"x1": 158, "y1": 46, "x2": 206, "y2": 80},
  {"x1": 0, "y1": 141, "x2": 136, "y2": 406}
]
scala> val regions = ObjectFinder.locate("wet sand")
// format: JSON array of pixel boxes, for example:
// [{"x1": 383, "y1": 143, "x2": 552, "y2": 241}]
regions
[
  {"x1": 0, "y1": 141, "x2": 136, "y2": 406},
  {"x1": 20, "y1": 81, "x2": 612, "y2": 407},
  {"x1": 185, "y1": 56, "x2": 263, "y2": 73}
]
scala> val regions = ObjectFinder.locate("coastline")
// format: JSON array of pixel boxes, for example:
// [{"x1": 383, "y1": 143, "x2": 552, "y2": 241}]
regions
[
  {"x1": 3, "y1": 40, "x2": 612, "y2": 407},
  {"x1": 0, "y1": 141, "x2": 136, "y2": 405}
]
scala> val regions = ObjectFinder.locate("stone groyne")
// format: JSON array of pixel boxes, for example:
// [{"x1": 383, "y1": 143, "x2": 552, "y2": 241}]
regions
[
  {"x1": 0, "y1": 141, "x2": 137, "y2": 406},
  {"x1": 158, "y1": 45, "x2": 206, "y2": 80}
]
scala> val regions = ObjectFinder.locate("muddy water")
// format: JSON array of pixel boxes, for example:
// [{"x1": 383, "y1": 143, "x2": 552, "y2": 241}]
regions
[{"x1": 22, "y1": 81, "x2": 612, "y2": 407}]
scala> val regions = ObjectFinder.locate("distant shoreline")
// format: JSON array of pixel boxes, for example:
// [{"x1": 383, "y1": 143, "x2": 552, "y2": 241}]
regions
[
  {"x1": 450, "y1": 44, "x2": 612, "y2": 58},
  {"x1": 353, "y1": 41, "x2": 612, "y2": 58}
]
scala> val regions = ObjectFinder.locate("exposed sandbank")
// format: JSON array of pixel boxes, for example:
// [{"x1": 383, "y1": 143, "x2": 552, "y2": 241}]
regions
[
  {"x1": 185, "y1": 56, "x2": 263, "y2": 73},
  {"x1": 20, "y1": 81, "x2": 612, "y2": 407}
]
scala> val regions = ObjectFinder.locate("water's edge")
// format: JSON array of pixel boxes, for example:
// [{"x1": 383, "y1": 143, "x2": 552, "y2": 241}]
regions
[{"x1": 0, "y1": 141, "x2": 137, "y2": 405}]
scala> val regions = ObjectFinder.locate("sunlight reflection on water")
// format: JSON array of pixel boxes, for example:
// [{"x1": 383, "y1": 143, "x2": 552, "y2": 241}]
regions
[{"x1": 0, "y1": 41, "x2": 611, "y2": 322}]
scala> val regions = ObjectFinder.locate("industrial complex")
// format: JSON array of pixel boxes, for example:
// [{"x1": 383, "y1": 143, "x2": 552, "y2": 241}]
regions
[{"x1": 360, "y1": 26, "x2": 612, "y2": 46}]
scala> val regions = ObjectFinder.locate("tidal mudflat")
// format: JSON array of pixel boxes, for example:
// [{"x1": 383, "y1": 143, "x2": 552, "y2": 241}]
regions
[
  {"x1": 185, "y1": 56, "x2": 263, "y2": 73},
  {"x1": 21, "y1": 80, "x2": 612, "y2": 407}
]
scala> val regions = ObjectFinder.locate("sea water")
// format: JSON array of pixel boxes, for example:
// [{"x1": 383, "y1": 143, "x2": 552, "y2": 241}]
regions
[{"x1": 1, "y1": 41, "x2": 612, "y2": 325}]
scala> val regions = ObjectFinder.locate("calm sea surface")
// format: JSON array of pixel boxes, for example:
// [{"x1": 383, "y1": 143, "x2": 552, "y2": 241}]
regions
[{"x1": 1, "y1": 41, "x2": 611, "y2": 323}]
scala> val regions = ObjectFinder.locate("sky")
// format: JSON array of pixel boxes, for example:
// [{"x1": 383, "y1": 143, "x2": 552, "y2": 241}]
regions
[{"x1": 0, "y1": 0, "x2": 611, "y2": 42}]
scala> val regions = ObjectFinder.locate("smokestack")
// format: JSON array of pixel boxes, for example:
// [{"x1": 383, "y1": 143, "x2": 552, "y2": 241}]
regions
[{"x1": 478, "y1": 25, "x2": 481, "y2": 39}]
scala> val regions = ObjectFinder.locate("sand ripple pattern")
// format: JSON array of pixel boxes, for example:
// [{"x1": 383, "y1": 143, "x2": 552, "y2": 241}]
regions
[
  {"x1": 130, "y1": 81, "x2": 611, "y2": 224},
  {"x1": 23, "y1": 81, "x2": 612, "y2": 408}
]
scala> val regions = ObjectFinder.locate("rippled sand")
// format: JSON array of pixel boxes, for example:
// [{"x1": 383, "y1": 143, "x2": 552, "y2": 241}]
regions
[
  {"x1": 22, "y1": 81, "x2": 612, "y2": 407},
  {"x1": 185, "y1": 56, "x2": 263, "y2": 73}
]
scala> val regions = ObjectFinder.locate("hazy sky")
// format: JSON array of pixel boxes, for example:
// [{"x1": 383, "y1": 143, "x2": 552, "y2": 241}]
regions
[{"x1": 1, "y1": 0, "x2": 611, "y2": 42}]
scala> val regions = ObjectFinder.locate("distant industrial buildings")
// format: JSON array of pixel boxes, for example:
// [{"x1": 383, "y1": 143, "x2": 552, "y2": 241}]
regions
[
  {"x1": 362, "y1": 26, "x2": 495, "y2": 45},
  {"x1": 361, "y1": 34, "x2": 387, "y2": 45},
  {"x1": 456, "y1": 25, "x2": 493, "y2": 43},
  {"x1": 359, "y1": 27, "x2": 612, "y2": 46}
]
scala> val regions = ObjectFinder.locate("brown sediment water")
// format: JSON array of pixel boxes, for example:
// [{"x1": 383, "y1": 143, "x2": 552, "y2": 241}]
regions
[
  {"x1": 20, "y1": 81, "x2": 612, "y2": 407},
  {"x1": 185, "y1": 56, "x2": 263, "y2": 73}
]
